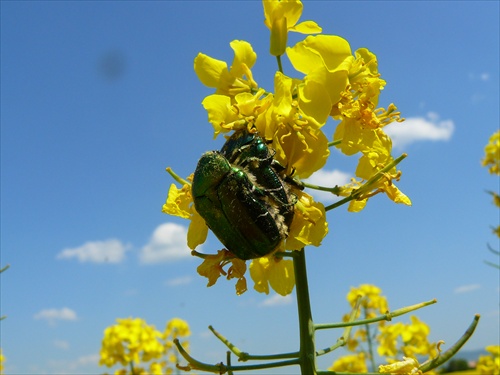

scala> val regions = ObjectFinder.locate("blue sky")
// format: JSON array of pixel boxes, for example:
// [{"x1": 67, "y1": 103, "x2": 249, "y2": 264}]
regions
[{"x1": 1, "y1": 1, "x2": 499, "y2": 374}]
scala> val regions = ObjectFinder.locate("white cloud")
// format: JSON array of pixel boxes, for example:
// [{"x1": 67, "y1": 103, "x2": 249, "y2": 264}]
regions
[
  {"x1": 454, "y1": 284, "x2": 481, "y2": 294},
  {"x1": 385, "y1": 112, "x2": 454, "y2": 149},
  {"x1": 139, "y1": 222, "x2": 193, "y2": 264},
  {"x1": 480, "y1": 72, "x2": 490, "y2": 81},
  {"x1": 34, "y1": 307, "x2": 77, "y2": 325},
  {"x1": 259, "y1": 294, "x2": 293, "y2": 307},
  {"x1": 48, "y1": 354, "x2": 100, "y2": 373},
  {"x1": 57, "y1": 239, "x2": 130, "y2": 264},
  {"x1": 165, "y1": 275, "x2": 192, "y2": 287},
  {"x1": 303, "y1": 169, "x2": 351, "y2": 203},
  {"x1": 53, "y1": 340, "x2": 70, "y2": 350}
]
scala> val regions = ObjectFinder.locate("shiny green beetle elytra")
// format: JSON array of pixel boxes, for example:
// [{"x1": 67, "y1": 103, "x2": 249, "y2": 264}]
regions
[
  {"x1": 220, "y1": 131, "x2": 295, "y2": 230},
  {"x1": 192, "y1": 151, "x2": 285, "y2": 260}
]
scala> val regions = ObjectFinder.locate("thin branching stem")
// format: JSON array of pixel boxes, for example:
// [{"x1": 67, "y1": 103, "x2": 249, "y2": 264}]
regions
[
  {"x1": 324, "y1": 153, "x2": 408, "y2": 212},
  {"x1": 315, "y1": 299, "x2": 437, "y2": 330},
  {"x1": 209, "y1": 325, "x2": 299, "y2": 361},
  {"x1": 419, "y1": 314, "x2": 481, "y2": 373}
]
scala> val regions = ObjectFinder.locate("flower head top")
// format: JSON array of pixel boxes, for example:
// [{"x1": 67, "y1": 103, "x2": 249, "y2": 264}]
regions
[{"x1": 263, "y1": 0, "x2": 322, "y2": 56}]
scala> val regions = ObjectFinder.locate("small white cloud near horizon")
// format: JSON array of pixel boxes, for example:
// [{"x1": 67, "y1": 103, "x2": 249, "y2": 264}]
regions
[
  {"x1": 34, "y1": 307, "x2": 77, "y2": 325},
  {"x1": 454, "y1": 284, "x2": 481, "y2": 294},
  {"x1": 259, "y1": 294, "x2": 293, "y2": 307},
  {"x1": 57, "y1": 239, "x2": 130, "y2": 264},
  {"x1": 139, "y1": 222, "x2": 193, "y2": 264},
  {"x1": 165, "y1": 275, "x2": 192, "y2": 287},
  {"x1": 385, "y1": 112, "x2": 454, "y2": 149},
  {"x1": 303, "y1": 169, "x2": 351, "y2": 203}
]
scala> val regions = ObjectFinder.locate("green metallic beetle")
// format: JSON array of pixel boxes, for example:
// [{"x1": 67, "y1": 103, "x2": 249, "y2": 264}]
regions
[
  {"x1": 220, "y1": 131, "x2": 295, "y2": 229},
  {"x1": 192, "y1": 150, "x2": 286, "y2": 260}
]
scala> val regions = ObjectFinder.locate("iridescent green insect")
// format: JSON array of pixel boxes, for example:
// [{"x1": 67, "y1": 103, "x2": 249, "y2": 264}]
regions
[
  {"x1": 221, "y1": 131, "x2": 295, "y2": 229},
  {"x1": 192, "y1": 151, "x2": 285, "y2": 260}
]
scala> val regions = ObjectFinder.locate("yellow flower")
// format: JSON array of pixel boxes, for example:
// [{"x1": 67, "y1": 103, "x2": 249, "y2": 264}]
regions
[
  {"x1": 477, "y1": 345, "x2": 500, "y2": 374},
  {"x1": 328, "y1": 352, "x2": 368, "y2": 373},
  {"x1": 482, "y1": 130, "x2": 500, "y2": 175},
  {"x1": 99, "y1": 318, "x2": 165, "y2": 368},
  {"x1": 286, "y1": 189, "x2": 328, "y2": 250},
  {"x1": 164, "y1": 318, "x2": 191, "y2": 340},
  {"x1": 287, "y1": 34, "x2": 352, "y2": 122},
  {"x1": 161, "y1": 173, "x2": 208, "y2": 250},
  {"x1": 194, "y1": 40, "x2": 258, "y2": 97},
  {"x1": 346, "y1": 284, "x2": 389, "y2": 317},
  {"x1": 256, "y1": 71, "x2": 330, "y2": 179},
  {"x1": 249, "y1": 255, "x2": 295, "y2": 296},
  {"x1": 263, "y1": 0, "x2": 322, "y2": 56},
  {"x1": 197, "y1": 250, "x2": 249, "y2": 295},
  {"x1": 379, "y1": 357, "x2": 421, "y2": 374},
  {"x1": 149, "y1": 362, "x2": 166, "y2": 375},
  {"x1": 0, "y1": 348, "x2": 5, "y2": 375},
  {"x1": 162, "y1": 181, "x2": 192, "y2": 219},
  {"x1": 202, "y1": 89, "x2": 272, "y2": 137},
  {"x1": 378, "y1": 322, "x2": 405, "y2": 357}
]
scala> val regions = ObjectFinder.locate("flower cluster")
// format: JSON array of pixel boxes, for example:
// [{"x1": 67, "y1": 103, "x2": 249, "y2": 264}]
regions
[
  {"x1": 482, "y1": 130, "x2": 500, "y2": 239},
  {"x1": 482, "y1": 130, "x2": 500, "y2": 175},
  {"x1": 476, "y1": 345, "x2": 500, "y2": 374},
  {"x1": 163, "y1": 0, "x2": 410, "y2": 296},
  {"x1": 99, "y1": 317, "x2": 190, "y2": 375},
  {"x1": 331, "y1": 284, "x2": 438, "y2": 374},
  {"x1": 0, "y1": 348, "x2": 5, "y2": 375}
]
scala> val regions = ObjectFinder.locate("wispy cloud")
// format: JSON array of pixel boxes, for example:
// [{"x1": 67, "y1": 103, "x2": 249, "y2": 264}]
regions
[
  {"x1": 57, "y1": 239, "x2": 130, "y2": 264},
  {"x1": 34, "y1": 307, "x2": 77, "y2": 325},
  {"x1": 139, "y1": 222, "x2": 193, "y2": 264},
  {"x1": 385, "y1": 112, "x2": 454, "y2": 149},
  {"x1": 454, "y1": 284, "x2": 481, "y2": 294},
  {"x1": 165, "y1": 275, "x2": 192, "y2": 287},
  {"x1": 259, "y1": 294, "x2": 293, "y2": 307},
  {"x1": 468, "y1": 72, "x2": 491, "y2": 82},
  {"x1": 53, "y1": 340, "x2": 70, "y2": 350},
  {"x1": 47, "y1": 354, "x2": 100, "y2": 374},
  {"x1": 303, "y1": 169, "x2": 351, "y2": 203}
]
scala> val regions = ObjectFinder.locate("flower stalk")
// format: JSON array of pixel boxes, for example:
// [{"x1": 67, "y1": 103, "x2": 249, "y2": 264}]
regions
[{"x1": 293, "y1": 249, "x2": 317, "y2": 374}]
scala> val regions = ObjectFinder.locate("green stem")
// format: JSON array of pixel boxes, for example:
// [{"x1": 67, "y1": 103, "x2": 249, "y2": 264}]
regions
[
  {"x1": 276, "y1": 55, "x2": 284, "y2": 74},
  {"x1": 301, "y1": 181, "x2": 342, "y2": 195},
  {"x1": 327, "y1": 139, "x2": 342, "y2": 148},
  {"x1": 315, "y1": 299, "x2": 437, "y2": 330},
  {"x1": 364, "y1": 310, "x2": 377, "y2": 372},
  {"x1": 293, "y1": 249, "x2": 316, "y2": 374},
  {"x1": 166, "y1": 167, "x2": 190, "y2": 186},
  {"x1": 323, "y1": 153, "x2": 408, "y2": 212},
  {"x1": 419, "y1": 314, "x2": 480, "y2": 373},
  {"x1": 209, "y1": 325, "x2": 299, "y2": 361}
]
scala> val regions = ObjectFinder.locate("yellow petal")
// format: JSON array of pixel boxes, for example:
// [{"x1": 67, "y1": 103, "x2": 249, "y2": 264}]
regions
[
  {"x1": 290, "y1": 20, "x2": 322, "y2": 34},
  {"x1": 194, "y1": 53, "x2": 227, "y2": 88},
  {"x1": 268, "y1": 258, "x2": 295, "y2": 296},
  {"x1": 286, "y1": 191, "x2": 328, "y2": 249},
  {"x1": 201, "y1": 94, "x2": 237, "y2": 137},
  {"x1": 162, "y1": 184, "x2": 191, "y2": 219},
  {"x1": 249, "y1": 257, "x2": 270, "y2": 294},
  {"x1": 230, "y1": 40, "x2": 257, "y2": 76},
  {"x1": 287, "y1": 35, "x2": 351, "y2": 74},
  {"x1": 187, "y1": 210, "x2": 208, "y2": 249}
]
